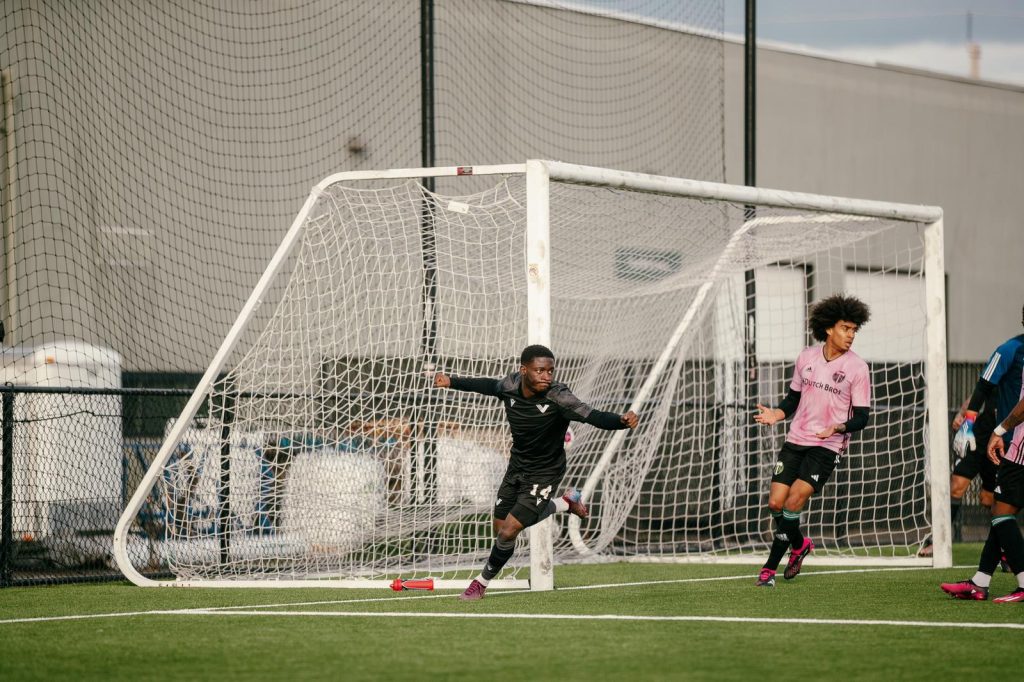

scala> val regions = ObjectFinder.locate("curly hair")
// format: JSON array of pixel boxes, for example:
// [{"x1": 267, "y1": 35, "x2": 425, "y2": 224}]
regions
[
  {"x1": 808, "y1": 294, "x2": 871, "y2": 342},
  {"x1": 520, "y1": 344, "x2": 555, "y2": 365}
]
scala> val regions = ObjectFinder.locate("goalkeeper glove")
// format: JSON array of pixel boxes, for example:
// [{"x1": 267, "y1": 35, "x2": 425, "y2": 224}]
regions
[{"x1": 953, "y1": 410, "x2": 977, "y2": 457}]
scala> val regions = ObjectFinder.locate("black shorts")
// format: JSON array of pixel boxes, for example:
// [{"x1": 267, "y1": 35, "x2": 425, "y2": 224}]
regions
[
  {"x1": 771, "y1": 442, "x2": 841, "y2": 494},
  {"x1": 952, "y1": 427, "x2": 998, "y2": 492},
  {"x1": 494, "y1": 467, "x2": 564, "y2": 527},
  {"x1": 994, "y1": 459, "x2": 1024, "y2": 509}
]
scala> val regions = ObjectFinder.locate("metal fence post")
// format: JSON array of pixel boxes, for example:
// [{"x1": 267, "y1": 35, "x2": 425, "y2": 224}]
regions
[
  {"x1": 218, "y1": 388, "x2": 236, "y2": 566},
  {"x1": 1, "y1": 390, "x2": 14, "y2": 587}
]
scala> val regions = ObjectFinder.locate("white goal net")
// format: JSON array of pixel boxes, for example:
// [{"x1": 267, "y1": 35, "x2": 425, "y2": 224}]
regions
[{"x1": 114, "y1": 161, "x2": 948, "y2": 588}]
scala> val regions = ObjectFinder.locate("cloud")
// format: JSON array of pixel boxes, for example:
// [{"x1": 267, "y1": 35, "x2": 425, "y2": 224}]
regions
[{"x1": 825, "y1": 40, "x2": 1024, "y2": 86}]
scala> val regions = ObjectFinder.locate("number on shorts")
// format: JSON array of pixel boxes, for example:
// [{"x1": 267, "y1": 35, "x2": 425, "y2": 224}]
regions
[{"x1": 529, "y1": 483, "x2": 553, "y2": 501}]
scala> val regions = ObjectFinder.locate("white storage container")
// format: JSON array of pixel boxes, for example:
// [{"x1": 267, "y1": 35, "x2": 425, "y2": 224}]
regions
[{"x1": 0, "y1": 342, "x2": 122, "y2": 538}]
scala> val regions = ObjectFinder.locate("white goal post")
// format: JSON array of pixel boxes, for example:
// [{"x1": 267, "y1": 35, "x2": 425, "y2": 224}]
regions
[{"x1": 113, "y1": 160, "x2": 948, "y2": 589}]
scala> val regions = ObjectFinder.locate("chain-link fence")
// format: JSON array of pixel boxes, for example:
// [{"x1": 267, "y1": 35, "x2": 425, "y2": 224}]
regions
[
  {"x1": 0, "y1": 361, "x2": 1003, "y2": 586},
  {"x1": 0, "y1": 384, "x2": 194, "y2": 586}
]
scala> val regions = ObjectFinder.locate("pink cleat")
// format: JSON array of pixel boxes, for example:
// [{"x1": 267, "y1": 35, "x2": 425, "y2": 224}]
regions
[
  {"x1": 993, "y1": 588, "x2": 1024, "y2": 603},
  {"x1": 562, "y1": 489, "x2": 589, "y2": 520},
  {"x1": 755, "y1": 568, "x2": 776, "y2": 587},
  {"x1": 783, "y1": 538, "x2": 813, "y2": 580},
  {"x1": 458, "y1": 579, "x2": 487, "y2": 601},
  {"x1": 940, "y1": 579, "x2": 989, "y2": 600}
]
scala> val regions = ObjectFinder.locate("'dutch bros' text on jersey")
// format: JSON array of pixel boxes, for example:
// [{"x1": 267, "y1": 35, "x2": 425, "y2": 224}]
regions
[{"x1": 787, "y1": 346, "x2": 871, "y2": 454}]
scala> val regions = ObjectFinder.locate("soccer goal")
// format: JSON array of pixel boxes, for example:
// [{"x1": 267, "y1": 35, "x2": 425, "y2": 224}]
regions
[{"x1": 113, "y1": 160, "x2": 949, "y2": 589}]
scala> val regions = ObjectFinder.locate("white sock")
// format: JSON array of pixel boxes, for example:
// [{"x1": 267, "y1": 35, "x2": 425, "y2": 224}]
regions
[
  {"x1": 1017, "y1": 572, "x2": 1024, "y2": 589},
  {"x1": 554, "y1": 497, "x2": 569, "y2": 513},
  {"x1": 971, "y1": 571, "x2": 991, "y2": 588},
  {"x1": 476, "y1": 574, "x2": 490, "y2": 587}
]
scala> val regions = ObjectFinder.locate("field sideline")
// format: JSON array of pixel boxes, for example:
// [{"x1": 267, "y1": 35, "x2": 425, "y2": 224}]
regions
[{"x1": 2, "y1": 544, "x2": 1022, "y2": 681}]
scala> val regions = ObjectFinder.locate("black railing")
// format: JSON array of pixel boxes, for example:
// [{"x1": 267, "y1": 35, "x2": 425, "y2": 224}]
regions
[{"x1": 0, "y1": 362, "x2": 1004, "y2": 586}]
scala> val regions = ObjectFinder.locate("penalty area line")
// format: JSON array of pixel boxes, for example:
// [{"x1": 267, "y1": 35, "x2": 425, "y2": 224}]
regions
[{"x1": 164, "y1": 609, "x2": 1024, "y2": 630}]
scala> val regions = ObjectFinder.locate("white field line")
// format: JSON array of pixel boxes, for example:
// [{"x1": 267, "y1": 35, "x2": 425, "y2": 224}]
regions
[
  {"x1": 0, "y1": 564, "x2": 1005, "y2": 629},
  {"x1": 187, "y1": 563, "x2": 980, "y2": 612},
  {"x1": 151, "y1": 609, "x2": 1024, "y2": 630}
]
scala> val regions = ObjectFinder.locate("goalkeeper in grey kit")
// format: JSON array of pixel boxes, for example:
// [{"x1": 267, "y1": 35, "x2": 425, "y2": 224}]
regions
[{"x1": 433, "y1": 344, "x2": 639, "y2": 600}]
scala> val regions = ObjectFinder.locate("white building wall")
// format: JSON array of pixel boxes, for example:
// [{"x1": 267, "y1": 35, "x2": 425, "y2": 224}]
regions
[{"x1": 724, "y1": 42, "x2": 1024, "y2": 361}]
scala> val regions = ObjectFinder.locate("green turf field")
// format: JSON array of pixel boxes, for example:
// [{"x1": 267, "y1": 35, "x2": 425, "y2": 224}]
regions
[{"x1": 2, "y1": 544, "x2": 1022, "y2": 681}]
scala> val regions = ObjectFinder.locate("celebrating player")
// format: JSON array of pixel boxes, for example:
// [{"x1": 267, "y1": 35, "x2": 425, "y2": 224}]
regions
[
  {"x1": 752, "y1": 294, "x2": 872, "y2": 587},
  {"x1": 433, "y1": 344, "x2": 639, "y2": 601}
]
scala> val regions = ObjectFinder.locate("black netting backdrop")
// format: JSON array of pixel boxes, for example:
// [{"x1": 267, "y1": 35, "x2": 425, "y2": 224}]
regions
[{"x1": 0, "y1": 1, "x2": 725, "y2": 584}]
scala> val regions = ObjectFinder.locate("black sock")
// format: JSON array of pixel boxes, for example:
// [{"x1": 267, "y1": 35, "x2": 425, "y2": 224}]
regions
[
  {"x1": 481, "y1": 537, "x2": 516, "y2": 581},
  {"x1": 993, "y1": 515, "x2": 1024, "y2": 576},
  {"x1": 781, "y1": 510, "x2": 804, "y2": 549},
  {"x1": 978, "y1": 525, "x2": 1002, "y2": 575},
  {"x1": 764, "y1": 511, "x2": 788, "y2": 570},
  {"x1": 765, "y1": 534, "x2": 790, "y2": 571}
]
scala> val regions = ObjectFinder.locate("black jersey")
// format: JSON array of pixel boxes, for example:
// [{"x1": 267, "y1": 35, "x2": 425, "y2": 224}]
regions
[{"x1": 449, "y1": 372, "x2": 596, "y2": 477}]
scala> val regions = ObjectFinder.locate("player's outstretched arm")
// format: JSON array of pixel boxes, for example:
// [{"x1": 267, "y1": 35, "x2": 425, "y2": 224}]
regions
[
  {"x1": 582, "y1": 408, "x2": 639, "y2": 430},
  {"x1": 433, "y1": 372, "x2": 501, "y2": 396}
]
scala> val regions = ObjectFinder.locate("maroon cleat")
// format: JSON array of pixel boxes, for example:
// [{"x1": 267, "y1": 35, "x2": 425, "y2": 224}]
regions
[
  {"x1": 940, "y1": 579, "x2": 989, "y2": 600},
  {"x1": 562, "y1": 489, "x2": 589, "y2": 520},
  {"x1": 993, "y1": 588, "x2": 1024, "y2": 603},
  {"x1": 458, "y1": 579, "x2": 487, "y2": 601},
  {"x1": 783, "y1": 538, "x2": 813, "y2": 580},
  {"x1": 755, "y1": 568, "x2": 776, "y2": 587}
]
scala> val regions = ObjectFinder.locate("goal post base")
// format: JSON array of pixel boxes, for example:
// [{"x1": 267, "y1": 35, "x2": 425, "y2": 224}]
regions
[{"x1": 127, "y1": 578, "x2": 532, "y2": 590}]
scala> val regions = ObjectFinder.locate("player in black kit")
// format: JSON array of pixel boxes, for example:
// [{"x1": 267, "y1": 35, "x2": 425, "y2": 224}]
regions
[{"x1": 433, "y1": 344, "x2": 639, "y2": 601}]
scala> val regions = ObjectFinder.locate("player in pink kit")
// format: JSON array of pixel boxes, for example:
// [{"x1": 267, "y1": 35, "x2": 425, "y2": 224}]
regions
[{"x1": 752, "y1": 294, "x2": 872, "y2": 587}]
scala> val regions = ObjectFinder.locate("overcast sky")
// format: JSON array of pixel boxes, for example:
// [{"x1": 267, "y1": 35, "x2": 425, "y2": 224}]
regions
[{"x1": 724, "y1": 0, "x2": 1024, "y2": 86}]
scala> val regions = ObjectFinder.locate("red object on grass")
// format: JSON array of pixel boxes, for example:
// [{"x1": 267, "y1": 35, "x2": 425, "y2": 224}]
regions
[{"x1": 390, "y1": 577, "x2": 434, "y2": 591}]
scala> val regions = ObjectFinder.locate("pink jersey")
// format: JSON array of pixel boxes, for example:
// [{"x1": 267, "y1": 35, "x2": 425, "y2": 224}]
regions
[
  {"x1": 1006, "y1": 367, "x2": 1024, "y2": 466},
  {"x1": 1008, "y1": 423, "x2": 1024, "y2": 465},
  {"x1": 786, "y1": 345, "x2": 871, "y2": 454}
]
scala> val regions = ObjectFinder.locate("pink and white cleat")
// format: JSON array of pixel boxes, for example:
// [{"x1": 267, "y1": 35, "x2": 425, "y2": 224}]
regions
[
  {"x1": 993, "y1": 588, "x2": 1024, "y2": 603},
  {"x1": 783, "y1": 538, "x2": 813, "y2": 580},
  {"x1": 458, "y1": 579, "x2": 487, "y2": 601},
  {"x1": 755, "y1": 568, "x2": 776, "y2": 587},
  {"x1": 940, "y1": 579, "x2": 989, "y2": 600}
]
